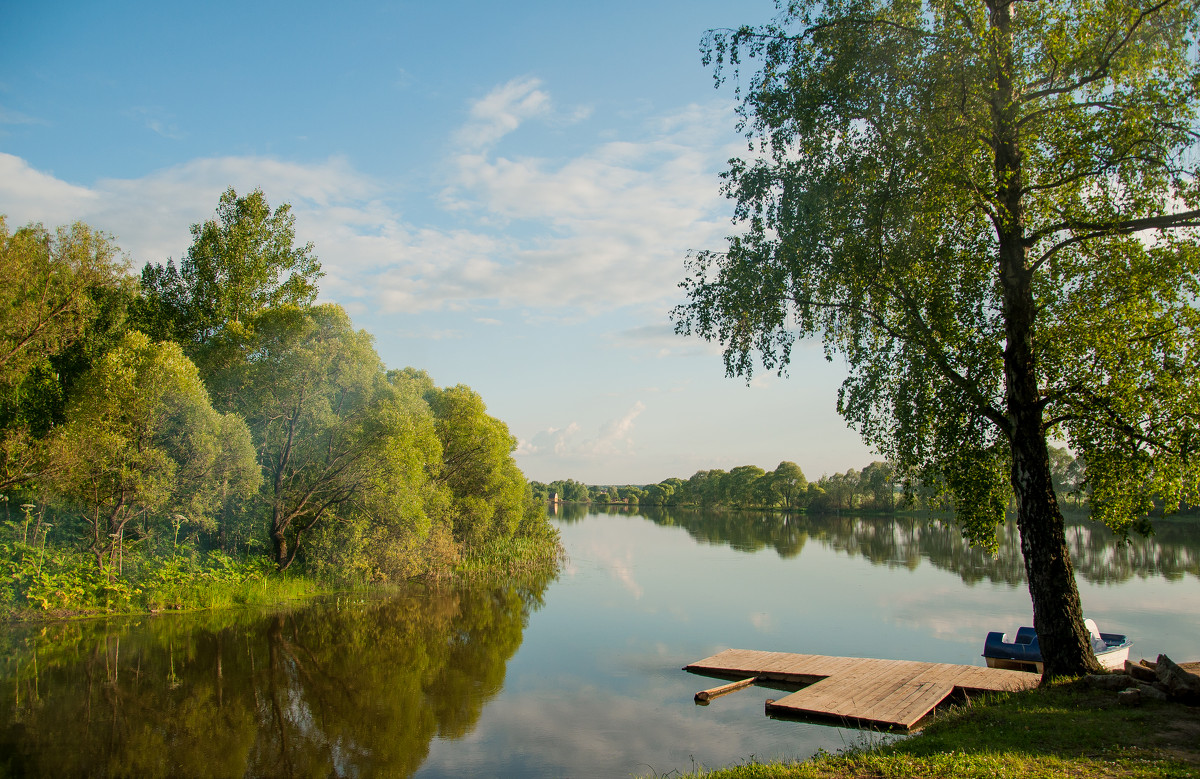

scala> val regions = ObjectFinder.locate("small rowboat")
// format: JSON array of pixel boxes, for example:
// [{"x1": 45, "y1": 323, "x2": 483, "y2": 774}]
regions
[{"x1": 983, "y1": 619, "x2": 1131, "y2": 673}]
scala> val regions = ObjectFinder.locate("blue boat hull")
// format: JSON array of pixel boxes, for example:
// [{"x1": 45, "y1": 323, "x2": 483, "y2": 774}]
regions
[{"x1": 983, "y1": 626, "x2": 1131, "y2": 673}]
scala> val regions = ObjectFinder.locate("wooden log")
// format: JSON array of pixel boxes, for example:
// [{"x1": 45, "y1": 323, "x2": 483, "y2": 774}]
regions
[
  {"x1": 1155, "y1": 654, "x2": 1200, "y2": 704},
  {"x1": 695, "y1": 677, "x2": 758, "y2": 702},
  {"x1": 1125, "y1": 660, "x2": 1158, "y2": 684}
]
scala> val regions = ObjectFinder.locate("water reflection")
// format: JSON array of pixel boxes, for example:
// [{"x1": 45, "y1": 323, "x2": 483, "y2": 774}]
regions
[
  {"x1": 0, "y1": 578, "x2": 551, "y2": 778},
  {"x1": 621, "y1": 506, "x2": 1200, "y2": 586}
]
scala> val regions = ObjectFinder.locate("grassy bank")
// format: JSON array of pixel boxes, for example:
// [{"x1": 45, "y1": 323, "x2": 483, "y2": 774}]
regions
[
  {"x1": 0, "y1": 544, "x2": 324, "y2": 620},
  {"x1": 1, "y1": 524, "x2": 565, "y2": 621},
  {"x1": 696, "y1": 679, "x2": 1200, "y2": 778}
]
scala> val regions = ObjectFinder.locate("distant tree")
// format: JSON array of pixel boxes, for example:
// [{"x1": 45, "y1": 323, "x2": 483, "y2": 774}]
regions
[
  {"x1": 818, "y1": 472, "x2": 857, "y2": 512},
  {"x1": 643, "y1": 479, "x2": 683, "y2": 506},
  {"x1": 687, "y1": 469, "x2": 729, "y2": 506},
  {"x1": 753, "y1": 471, "x2": 781, "y2": 508},
  {"x1": 727, "y1": 464, "x2": 767, "y2": 507},
  {"x1": 771, "y1": 461, "x2": 808, "y2": 510},
  {"x1": 659, "y1": 477, "x2": 685, "y2": 504},
  {"x1": 1047, "y1": 446, "x2": 1075, "y2": 498},
  {"x1": 804, "y1": 482, "x2": 827, "y2": 511},
  {"x1": 641, "y1": 483, "x2": 667, "y2": 506},
  {"x1": 529, "y1": 481, "x2": 550, "y2": 502},
  {"x1": 550, "y1": 478, "x2": 590, "y2": 503},
  {"x1": 1064, "y1": 456, "x2": 1089, "y2": 508},
  {"x1": 861, "y1": 461, "x2": 896, "y2": 511},
  {"x1": 617, "y1": 486, "x2": 645, "y2": 505}
]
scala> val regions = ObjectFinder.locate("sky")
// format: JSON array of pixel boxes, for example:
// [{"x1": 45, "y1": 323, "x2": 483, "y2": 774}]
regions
[{"x1": 0, "y1": 0, "x2": 876, "y2": 485}]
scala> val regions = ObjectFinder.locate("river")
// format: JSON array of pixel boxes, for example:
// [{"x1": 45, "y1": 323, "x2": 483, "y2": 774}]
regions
[{"x1": 2, "y1": 507, "x2": 1198, "y2": 777}]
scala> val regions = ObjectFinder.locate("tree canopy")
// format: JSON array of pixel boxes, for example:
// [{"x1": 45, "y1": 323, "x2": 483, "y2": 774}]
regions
[
  {"x1": 137, "y1": 187, "x2": 322, "y2": 350},
  {"x1": 675, "y1": 0, "x2": 1200, "y2": 678},
  {"x1": 0, "y1": 189, "x2": 556, "y2": 609},
  {"x1": 0, "y1": 218, "x2": 134, "y2": 490},
  {"x1": 49, "y1": 331, "x2": 259, "y2": 571}
]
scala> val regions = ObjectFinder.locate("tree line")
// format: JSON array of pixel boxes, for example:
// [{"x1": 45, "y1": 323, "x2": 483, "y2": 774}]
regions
[
  {"x1": 0, "y1": 188, "x2": 554, "y2": 611},
  {"x1": 534, "y1": 445, "x2": 1169, "y2": 515},
  {"x1": 533, "y1": 461, "x2": 882, "y2": 512}
]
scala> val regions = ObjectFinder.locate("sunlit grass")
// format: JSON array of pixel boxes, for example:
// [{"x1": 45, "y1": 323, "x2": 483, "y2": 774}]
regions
[
  {"x1": 691, "y1": 680, "x2": 1200, "y2": 778},
  {"x1": 454, "y1": 533, "x2": 566, "y2": 580},
  {"x1": 0, "y1": 541, "x2": 323, "y2": 619}
]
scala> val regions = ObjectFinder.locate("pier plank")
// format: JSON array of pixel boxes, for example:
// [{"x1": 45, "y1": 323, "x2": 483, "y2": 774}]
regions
[{"x1": 686, "y1": 649, "x2": 1039, "y2": 730}]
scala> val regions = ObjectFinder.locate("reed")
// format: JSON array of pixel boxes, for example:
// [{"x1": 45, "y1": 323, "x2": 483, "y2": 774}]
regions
[{"x1": 454, "y1": 534, "x2": 566, "y2": 580}]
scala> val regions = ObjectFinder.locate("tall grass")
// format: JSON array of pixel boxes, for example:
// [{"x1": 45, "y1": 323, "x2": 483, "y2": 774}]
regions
[
  {"x1": 0, "y1": 530, "x2": 321, "y2": 619},
  {"x1": 454, "y1": 533, "x2": 566, "y2": 580}
]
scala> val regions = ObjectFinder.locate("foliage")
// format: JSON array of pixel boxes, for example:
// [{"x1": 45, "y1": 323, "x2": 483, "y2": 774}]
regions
[
  {"x1": 205, "y1": 305, "x2": 410, "y2": 570},
  {"x1": 674, "y1": 0, "x2": 1200, "y2": 677},
  {"x1": 427, "y1": 384, "x2": 534, "y2": 547},
  {"x1": 454, "y1": 531, "x2": 566, "y2": 581},
  {"x1": 135, "y1": 187, "x2": 322, "y2": 349},
  {"x1": 0, "y1": 190, "x2": 558, "y2": 615},
  {"x1": 531, "y1": 477, "x2": 591, "y2": 503},
  {"x1": 46, "y1": 331, "x2": 260, "y2": 572},
  {"x1": 0, "y1": 218, "x2": 133, "y2": 490},
  {"x1": 0, "y1": 507, "x2": 290, "y2": 615},
  {"x1": 0, "y1": 218, "x2": 130, "y2": 389}
]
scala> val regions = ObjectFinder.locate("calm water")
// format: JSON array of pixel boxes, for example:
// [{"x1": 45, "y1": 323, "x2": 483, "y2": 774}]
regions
[{"x1": 2, "y1": 508, "x2": 1198, "y2": 777}]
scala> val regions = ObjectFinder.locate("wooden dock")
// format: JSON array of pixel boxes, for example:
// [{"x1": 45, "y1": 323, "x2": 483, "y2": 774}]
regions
[{"x1": 685, "y1": 648, "x2": 1040, "y2": 731}]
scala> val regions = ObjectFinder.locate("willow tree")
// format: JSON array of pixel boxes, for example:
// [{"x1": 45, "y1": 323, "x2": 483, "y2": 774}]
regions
[
  {"x1": 204, "y1": 304, "x2": 396, "y2": 571},
  {"x1": 675, "y1": 0, "x2": 1200, "y2": 678},
  {"x1": 50, "y1": 332, "x2": 258, "y2": 572}
]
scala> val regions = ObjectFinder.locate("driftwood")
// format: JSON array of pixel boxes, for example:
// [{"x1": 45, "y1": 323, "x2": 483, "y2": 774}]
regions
[
  {"x1": 1124, "y1": 659, "x2": 1158, "y2": 685},
  {"x1": 1155, "y1": 654, "x2": 1200, "y2": 704},
  {"x1": 1086, "y1": 655, "x2": 1200, "y2": 705},
  {"x1": 695, "y1": 677, "x2": 758, "y2": 702}
]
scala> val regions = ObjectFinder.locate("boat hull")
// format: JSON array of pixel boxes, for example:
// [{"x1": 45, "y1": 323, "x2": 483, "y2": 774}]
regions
[
  {"x1": 982, "y1": 626, "x2": 1131, "y2": 674},
  {"x1": 985, "y1": 643, "x2": 1129, "y2": 674}
]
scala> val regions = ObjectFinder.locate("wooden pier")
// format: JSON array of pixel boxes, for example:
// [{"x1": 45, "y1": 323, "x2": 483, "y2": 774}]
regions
[{"x1": 685, "y1": 648, "x2": 1040, "y2": 731}]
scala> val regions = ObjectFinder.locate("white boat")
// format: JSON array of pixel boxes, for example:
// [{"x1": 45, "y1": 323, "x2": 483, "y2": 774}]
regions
[{"x1": 982, "y1": 619, "x2": 1131, "y2": 673}]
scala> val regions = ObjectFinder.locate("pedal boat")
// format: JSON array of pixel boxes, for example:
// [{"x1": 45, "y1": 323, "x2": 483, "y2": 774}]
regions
[{"x1": 983, "y1": 619, "x2": 1131, "y2": 673}]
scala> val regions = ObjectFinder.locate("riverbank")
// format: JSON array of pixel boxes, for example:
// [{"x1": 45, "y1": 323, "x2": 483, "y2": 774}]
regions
[
  {"x1": 0, "y1": 532, "x2": 564, "y2": 622},
  {"x1": 697, "y1": 676, "x2": 1200, "y2": 778}
]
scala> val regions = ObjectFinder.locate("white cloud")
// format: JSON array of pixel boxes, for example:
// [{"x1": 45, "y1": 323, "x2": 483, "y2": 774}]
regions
[
  {"x1": 455, "y1": 76, "x2": 552, "y2": 151},
  {"x1": 519, "y1": 402, "x2": 646, "y2": 463},
  {"x1": 610, "y1": 323, "x2": 724, "y2": 360},
  {"x1": 0, "y1": 152, "x2": 376, "y2": 265},
  {"x1": 0, "y1": 84, "x2": 740, "y2": 321},
  {"x1": 0, "y1": 153, "x2": 101, "y2": 226}
]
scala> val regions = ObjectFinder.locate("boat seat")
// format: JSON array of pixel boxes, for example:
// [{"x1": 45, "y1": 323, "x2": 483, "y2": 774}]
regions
[{"x1": 984, "y1": 630, "x2": 1041, "y2": 662}]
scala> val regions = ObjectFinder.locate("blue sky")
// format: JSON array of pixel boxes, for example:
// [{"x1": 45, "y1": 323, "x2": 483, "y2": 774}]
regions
[{"x1": 0, "y1": 0, "x2": 875, "y2": 484}]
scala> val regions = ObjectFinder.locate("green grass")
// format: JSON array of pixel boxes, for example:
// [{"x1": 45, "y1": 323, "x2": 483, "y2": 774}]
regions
[
  {"x1": 0, "y1": 545, "x2": 324, "y2": 620},
  {"x1": 692, "y1": 680, "x2": 1200, "y2": 778},
  {"x1": 454, "y1": 533, "x2": 566, "y2": 580}
]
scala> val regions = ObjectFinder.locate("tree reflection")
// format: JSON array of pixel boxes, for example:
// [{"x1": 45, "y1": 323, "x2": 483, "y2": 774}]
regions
[
  {"x1": 635, "y1": 508, "x2": 1200, "y2": 585},
  {"x1": 0, "y1": 575, "x2": 550, "y2": 778}
]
